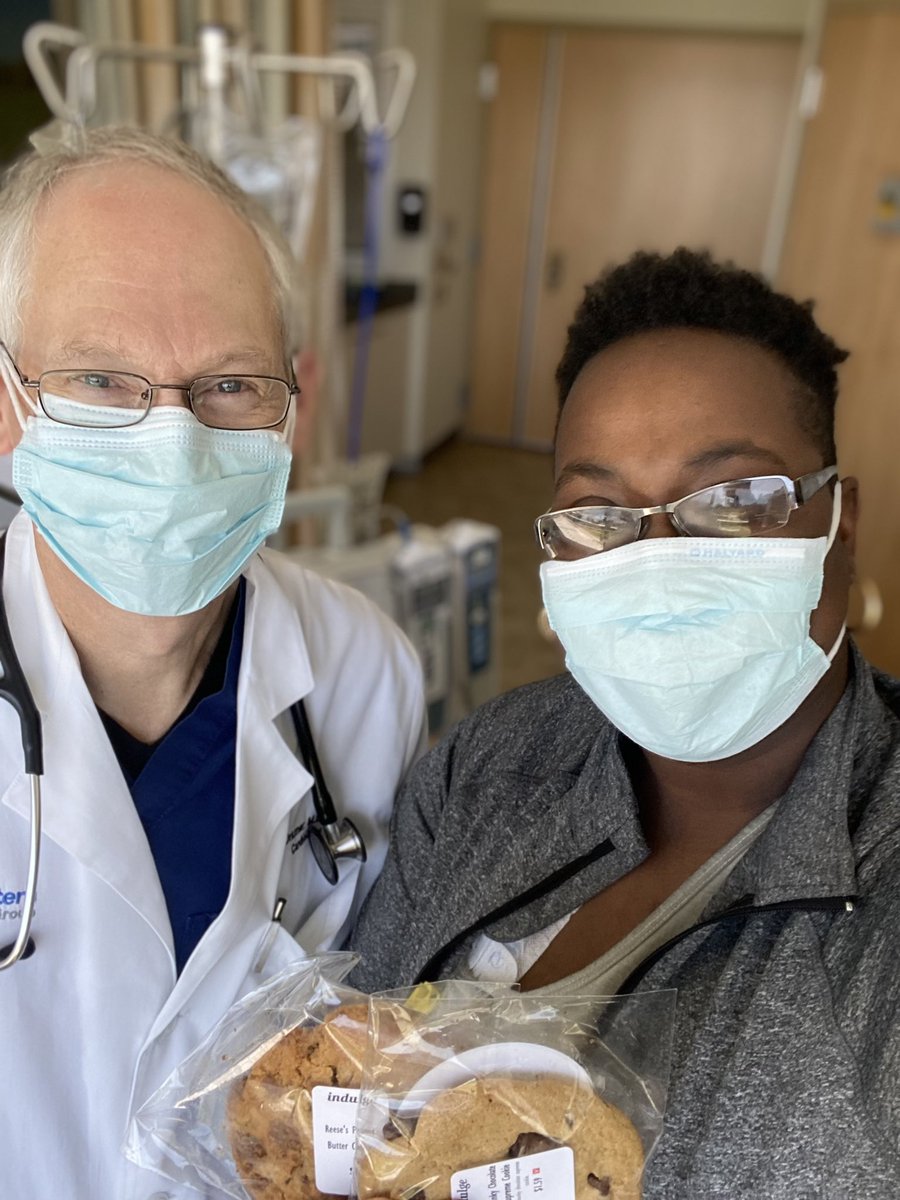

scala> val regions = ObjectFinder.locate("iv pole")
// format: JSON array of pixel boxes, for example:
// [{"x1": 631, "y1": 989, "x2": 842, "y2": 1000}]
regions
[{"x1": 23, "y1": 21, "x2": 415, "y2": 146}]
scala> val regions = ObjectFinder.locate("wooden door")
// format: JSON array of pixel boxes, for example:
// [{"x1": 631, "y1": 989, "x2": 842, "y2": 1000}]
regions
[
  {"x1": 778, "y1": 5, "x2": 900, "y2": 674},
  {"x1": 468, "y1": 24, "x2": 801, "y2": 445},
  {"x1": 467, "y1": 25, "x2": 548, "y2": 440}
]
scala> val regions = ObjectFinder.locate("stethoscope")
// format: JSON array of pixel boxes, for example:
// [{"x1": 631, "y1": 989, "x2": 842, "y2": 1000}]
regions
[
  {"x1": 288, "y1": 699, "x2": 367, "y2": 885},
  {"x1": 0, "y1": 530, "x2": 43, "y2": 970},
  {"x1": 0, "y1": 522, "x2": 366, "y2": 969}
]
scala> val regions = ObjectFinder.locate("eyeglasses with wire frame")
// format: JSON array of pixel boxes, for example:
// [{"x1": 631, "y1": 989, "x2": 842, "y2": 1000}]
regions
[
  {"x1": 10, "y1": 361, "x2": 300, "y2": 431},
  {"x1": 535, "y1": 466, "x2": 838, "y2": 560}
]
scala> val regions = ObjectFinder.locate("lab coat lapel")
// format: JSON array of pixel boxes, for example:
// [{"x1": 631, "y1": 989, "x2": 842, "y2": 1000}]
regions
[
  {"x1": 231, "y1": 555, "x2": 317, "y2": 903},
  {"x1": 0, "y1": 516, "x2": 173, "y2": 956},
  {"x1": 143, "y1": 554, "x2": 314, "y2": 1036}
]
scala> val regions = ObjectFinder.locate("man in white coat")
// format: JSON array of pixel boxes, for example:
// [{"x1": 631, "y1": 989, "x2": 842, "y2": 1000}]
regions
[{"x1": 0, "y1": 127, "x2": 425, "y2": 1197}]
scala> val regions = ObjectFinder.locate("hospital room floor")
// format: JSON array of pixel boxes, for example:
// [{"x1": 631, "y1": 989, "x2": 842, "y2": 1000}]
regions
[{"x1": 384, "y1": 437, "x2": 566, "y2": 695}]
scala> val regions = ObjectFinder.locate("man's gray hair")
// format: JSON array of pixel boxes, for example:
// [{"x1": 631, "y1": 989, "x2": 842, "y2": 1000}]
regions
[{"x1": 0, "y1": 125, "x2": 300, "y2": 354}]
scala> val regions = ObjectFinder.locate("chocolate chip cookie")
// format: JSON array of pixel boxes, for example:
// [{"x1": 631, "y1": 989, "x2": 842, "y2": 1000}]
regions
[{"x1": 356, "y1": 1074, "x2": 644, "y2": 1200}]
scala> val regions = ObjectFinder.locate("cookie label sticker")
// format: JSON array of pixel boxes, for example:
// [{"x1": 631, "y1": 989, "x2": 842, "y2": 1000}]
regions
[
  {"x1": 450, "y1": 1146, "x2": 575, "y2": 1200},
  {"x1": 311, "y1": 1085, "x2": 360, "y2": 1196}
]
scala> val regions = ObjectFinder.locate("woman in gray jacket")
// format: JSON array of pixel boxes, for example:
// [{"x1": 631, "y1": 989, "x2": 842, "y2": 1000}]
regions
[{"x1": 351, "y1": 249, "x2": 900, "y2": 1198}]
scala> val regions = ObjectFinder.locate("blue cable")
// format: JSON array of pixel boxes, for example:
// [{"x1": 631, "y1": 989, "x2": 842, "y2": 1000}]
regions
[{"x1": 347, "y1": 128, "x2": 389, "y2": 462}]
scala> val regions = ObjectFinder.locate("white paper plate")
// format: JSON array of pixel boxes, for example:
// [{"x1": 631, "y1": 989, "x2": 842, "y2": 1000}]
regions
[{"x1": 395, "y1": 1041, "x2": 593, "y2": 1117}]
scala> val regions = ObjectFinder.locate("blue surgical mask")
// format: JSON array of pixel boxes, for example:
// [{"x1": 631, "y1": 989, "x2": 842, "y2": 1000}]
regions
[
  {"x1": 12, "y1": 407, "x2": 292, "y2": 616},
  {"x1": 540, "y1": 486, "x2": 845, "y2": 762}
]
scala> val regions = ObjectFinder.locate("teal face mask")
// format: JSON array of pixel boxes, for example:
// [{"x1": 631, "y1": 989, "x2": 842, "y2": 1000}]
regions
[
  {"x1": 540, "y1": 487, "x2": 845, "y2": 762},
  {"x1": 12, "y1": 407, "x2": 292, "y2": 616}
]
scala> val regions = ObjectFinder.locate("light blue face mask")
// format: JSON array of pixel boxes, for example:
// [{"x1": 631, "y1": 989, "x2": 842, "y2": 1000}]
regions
[
  {"x1": 540, "y1": 486, "x2": 845, "y2": 762},
  {"x1": 12, "y1": 406, "x2": 292, "y2": 616}
]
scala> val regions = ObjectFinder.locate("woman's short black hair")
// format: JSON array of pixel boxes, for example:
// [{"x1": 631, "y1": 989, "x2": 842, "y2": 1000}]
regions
[{"x1": 555, "y1": 248, "x2": 848, "y2": 462}]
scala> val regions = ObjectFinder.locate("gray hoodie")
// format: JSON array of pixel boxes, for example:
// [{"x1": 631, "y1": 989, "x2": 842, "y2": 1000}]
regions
[{"x1": 350, "y1": 646, "x2": 900, "y2": 1198}]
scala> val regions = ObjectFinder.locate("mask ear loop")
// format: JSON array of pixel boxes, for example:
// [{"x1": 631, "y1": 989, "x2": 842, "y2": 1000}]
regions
[
  {"x1": 0, "y1": 347, "x2": 40, "y2": 431},
  {"x1": 281, "y1": 395, "x2": 297, "y2": 449},
  {"x1": 825, "y1": 479, "x2": 842, "y2": 554},
  {"x1": 824, "y1": 479, "x2": 846, "y2": 662}
]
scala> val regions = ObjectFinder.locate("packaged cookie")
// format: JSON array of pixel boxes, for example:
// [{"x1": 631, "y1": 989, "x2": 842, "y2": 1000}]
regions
[
  {"x1": 227, "y1": 1000, "x2": 370, "y2": 1199},
  {"x1": 225, "y1": 986, "x2": 479, "y2": 1198},
  {"x1": 353, "y1": 987, "x2": 676, "y2": 1200},
  {"x1": 126, "y1": 953, "x2": 372, "y2": 1200}
]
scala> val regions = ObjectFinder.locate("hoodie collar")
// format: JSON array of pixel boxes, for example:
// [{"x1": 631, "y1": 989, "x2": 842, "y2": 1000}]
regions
[{"x1": 714, "y1": 643, "x2": 896, "y2": 909}]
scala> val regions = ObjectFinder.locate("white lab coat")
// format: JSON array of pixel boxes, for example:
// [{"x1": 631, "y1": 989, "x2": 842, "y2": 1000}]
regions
[{"x1": 0, "y1": 513, "x2": 426, "y2": 1199}]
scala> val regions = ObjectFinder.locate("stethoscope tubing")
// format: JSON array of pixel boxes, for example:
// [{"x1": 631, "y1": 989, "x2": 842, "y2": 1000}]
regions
[
  {"x1": 0, "y1": 773, "x2": 40, "y2": 969},
  {"x1": 290, "y1": 698, "x2": 339, "y2": 828},
  {"x1": 0, "y1": 530, "x2": 43, "y2": 969}
]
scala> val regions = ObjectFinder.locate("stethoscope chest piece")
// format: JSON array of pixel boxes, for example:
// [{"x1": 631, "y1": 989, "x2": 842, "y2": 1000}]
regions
[{"x1": 308, "y1": 817, "x2": 367, "y2": 886}]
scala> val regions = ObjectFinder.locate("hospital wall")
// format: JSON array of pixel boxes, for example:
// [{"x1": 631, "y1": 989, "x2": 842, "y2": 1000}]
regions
[
  {"x1": 329, "y1": 0, "x2": 489, "y2": 470},
  {"x1": 778, "y1": 0, "x2": 900, "y2": 676},
  {"x1": 354, "y1": 0, "x2": 489, "y2": 470}
]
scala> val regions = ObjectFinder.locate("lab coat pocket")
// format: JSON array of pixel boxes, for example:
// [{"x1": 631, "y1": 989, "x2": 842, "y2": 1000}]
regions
[
  {"x1": 251, "y1": 916, "x2": 310, "y2": 982},
  {"x1": 294, "y1": 857, "x2": 363, "y2": 953}
]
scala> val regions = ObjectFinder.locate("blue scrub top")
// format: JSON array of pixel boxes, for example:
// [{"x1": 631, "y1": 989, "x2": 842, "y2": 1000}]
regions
[{"x1": 99, "y1": 580, "x2": 246, "y2": 973}]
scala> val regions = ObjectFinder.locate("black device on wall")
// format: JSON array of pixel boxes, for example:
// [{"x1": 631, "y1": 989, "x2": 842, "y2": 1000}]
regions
[{"x1": 398, "y1": 185, "x2": 426, "y2": 234}]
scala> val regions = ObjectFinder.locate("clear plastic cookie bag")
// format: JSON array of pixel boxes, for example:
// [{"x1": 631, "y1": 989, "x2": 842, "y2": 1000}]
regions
[
  {"x1": 352, "y1": 985, "x2": 677, "y2": 1200},
  {"x1": 125, "y1": 951, "x2": 369, "y2": 1200}
]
